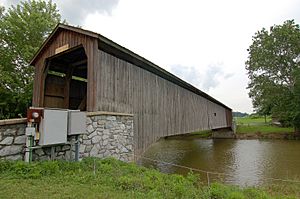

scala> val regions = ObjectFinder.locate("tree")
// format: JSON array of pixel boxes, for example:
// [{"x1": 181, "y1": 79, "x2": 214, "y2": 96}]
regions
[
  {"x1": 291, "y1": 67, "x2": 300, "y2": 131},
  {"x1": 0, "y1": 0, "x2": 62, "y2": 119},
  {"x1": 245, "y1": 20, "x2": 300, "y2": 130}
]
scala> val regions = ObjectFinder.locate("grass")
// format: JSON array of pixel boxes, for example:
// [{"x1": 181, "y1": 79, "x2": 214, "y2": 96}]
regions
[
  {"x1": 191, "y1": 130, "x2": 212, "y2": 138},
  {"x1": 237, "y1": 125, "x2": 294, "y2": 134},
  {"x1": 235, "y1": 117, "x2": 294, "y2": 134},
  {"x1": 166, "y1": 130, "x2": 212, "y2": 139},
  {"x1": 236, "y1": 116, "x2": 272, "y2": 125},
  {"x1": 0, "y1": 158, "x2": 298, "y2": 199}
]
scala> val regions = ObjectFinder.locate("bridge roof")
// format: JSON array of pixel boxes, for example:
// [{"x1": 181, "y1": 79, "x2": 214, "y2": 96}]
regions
[{"x1": 30, "y1": 23, "x2": 232, "y2": 110}]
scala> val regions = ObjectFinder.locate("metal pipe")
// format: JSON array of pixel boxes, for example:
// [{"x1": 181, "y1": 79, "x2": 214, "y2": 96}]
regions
[
  {"x1": 50, "y1": 146, "x2": 55, "y2": 160},
  {"x1": 25, "y1": 122, "x2": 34, "y2": 163},
  {"x1": 25, "y1": 136, "x2": 31, "y2": 163},
  {"x1": 28, "y1": 146, "x2": 43, "y2": 149},
  {"x1": 75, "y1": 135, "x2": 79, "y2": 161},
  {"x1": 29, "y1": 136, "x2": 33, "y2": 162},
  {"x1": 25, "y1": 136, "x2": 33, "y2": 163}
]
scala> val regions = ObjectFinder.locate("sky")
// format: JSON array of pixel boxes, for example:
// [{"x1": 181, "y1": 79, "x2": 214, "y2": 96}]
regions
[{"x1": 2, "y1": 0, "x2": 300, "y2": 113}]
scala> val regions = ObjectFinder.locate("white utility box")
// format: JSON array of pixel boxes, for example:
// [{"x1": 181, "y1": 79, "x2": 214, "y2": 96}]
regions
[
  {"x1": 39, "y1": 109, "x2": 68, "y2": 145},
  {"x1": 68, "y1": 110, "x2": 86, "y2": 135}
]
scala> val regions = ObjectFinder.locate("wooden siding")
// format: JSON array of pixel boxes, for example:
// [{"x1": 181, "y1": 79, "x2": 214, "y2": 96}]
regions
[
  {"x1": 44, "y1": 75, "x2": 65, "y2": 108},
  {"x1": 31, "y1": 25, "x2": 232, "y2": 157},
  {"x1": 32, "y1": 29, "x2": 98, "y2": 111},
  {"x1": 43, "y1": 75, "x2": 87, "y2": 109},
  {"x1": 226, "y1": 109, "x2": 233, "y2": 127},
  {"x1": 96, "y1": 50, "x2": 230, "y2": 155}
]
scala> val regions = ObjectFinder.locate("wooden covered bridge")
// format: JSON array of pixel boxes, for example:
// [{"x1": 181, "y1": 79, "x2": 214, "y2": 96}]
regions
[{"x1": 30, "y1": 24, "x2": 232, "y2": 156}]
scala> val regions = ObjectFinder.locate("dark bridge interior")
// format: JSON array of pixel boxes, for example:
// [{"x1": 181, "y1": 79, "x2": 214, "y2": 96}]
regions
[{"x1": 43, "y1": 46, "x2": 87, "y2": 110}]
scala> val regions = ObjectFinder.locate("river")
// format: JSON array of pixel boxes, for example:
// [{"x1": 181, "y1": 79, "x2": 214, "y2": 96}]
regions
[{"x1": 138, "y1": 138, "x2": 300, "y2": 187}]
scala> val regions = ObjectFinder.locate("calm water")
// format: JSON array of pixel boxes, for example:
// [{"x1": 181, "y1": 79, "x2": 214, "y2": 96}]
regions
[{"x1": 138, "y1": 138, "x2": 300, "y2": 186}]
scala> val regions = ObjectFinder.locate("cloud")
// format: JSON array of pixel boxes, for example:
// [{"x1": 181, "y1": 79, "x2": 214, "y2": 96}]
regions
[
  {"x1": 1, "y1": 0, "x2": 119, "y2": 25},
  {"x1": 170, "y1": 64, "x2": 201, "y2": 88},
  {"x1": 170, "y1": 64, "x2": 234, "y2": 92},
  {"x1": 202, "y1": 64, "x2": 234, "y2": 91},
  {"x1": 1, "y1": 0, "x2": 20, "y2": 7},
  {"x1": 55, "y1": 0, "x2": 119, "y2": 25}
]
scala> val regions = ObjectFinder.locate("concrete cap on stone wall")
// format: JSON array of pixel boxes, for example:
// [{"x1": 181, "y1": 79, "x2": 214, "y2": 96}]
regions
[
  {"x1": 86, "y1": 111, "x2": 134, "y2": 117},
  {"x1": 0, "y1": 118, "x2": 27, "y2": 126}
]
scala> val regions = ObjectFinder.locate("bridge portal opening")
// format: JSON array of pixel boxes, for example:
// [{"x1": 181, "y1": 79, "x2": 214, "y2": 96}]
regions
[{"x1": 43, "y1": 46, "x2": 87, "y2": 111}]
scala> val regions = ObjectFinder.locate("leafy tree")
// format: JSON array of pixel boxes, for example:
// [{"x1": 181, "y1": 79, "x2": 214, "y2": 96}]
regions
[
  {"x1": 292, "y1": 68, "x2": 300, "y2": 131},
  {"x1": 0, "y1": 0, "x2": 62, "y2": 119},
  {"x1": 246, "y1": 20, "x2": 300, "y2": 130}
]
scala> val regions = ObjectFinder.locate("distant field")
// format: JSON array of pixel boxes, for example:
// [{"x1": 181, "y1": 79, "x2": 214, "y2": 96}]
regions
[
  {"x1": 236, "y1": 124, "x2": 294, "y2": 134},
  {"x1": 235, "y1": 116, "x2": 271, "y2": 125},
  {"x1": 235, "y1": 117, "x2": 294, "y2": 134}
]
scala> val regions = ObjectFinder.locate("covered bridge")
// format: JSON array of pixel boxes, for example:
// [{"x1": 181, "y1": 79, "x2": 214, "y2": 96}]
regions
[{"x1": 30, "y1": 24, "x2": 232, "y2": 156}]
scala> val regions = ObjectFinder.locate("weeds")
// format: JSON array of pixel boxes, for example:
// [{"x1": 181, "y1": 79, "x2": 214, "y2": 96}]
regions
[{"x1": 0, "y1": 158, "x2": 298, "y2": 199}]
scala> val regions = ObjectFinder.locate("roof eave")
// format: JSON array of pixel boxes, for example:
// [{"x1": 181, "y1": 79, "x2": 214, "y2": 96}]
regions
[
  {"x1": 28, "y1": 24, "x2": 232, "y2": 111},
  {"x1": 29, "y1": 23, "x2": 98, "y2": 66}
]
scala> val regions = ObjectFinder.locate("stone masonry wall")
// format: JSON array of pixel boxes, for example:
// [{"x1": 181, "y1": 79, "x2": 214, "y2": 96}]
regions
[
  {"x1": 32, "y1": 136, "x2": 77, "y2": 161},
  {"x1": 81, "y1": 113, "x2": 134, "y2": 162},
  {"x1": 0, "y1": 112, "x2": 134, "y2": 162},
  {"x1": 0, "y1": 119, "x2": 26, "y2": 160},
  {"x1": 0, "y1": 119, "x2": 77, "y2": 161}
]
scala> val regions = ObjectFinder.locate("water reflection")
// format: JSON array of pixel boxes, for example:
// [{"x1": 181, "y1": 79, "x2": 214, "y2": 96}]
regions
[
  {"x1": 138, "y1": 138, "x2": 300, "y2": 186},
  {"x1": 226, "y1": 140, "x2": 271, "y2": 185}
]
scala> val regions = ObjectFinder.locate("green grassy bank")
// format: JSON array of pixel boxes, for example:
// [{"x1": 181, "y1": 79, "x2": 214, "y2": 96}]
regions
[
  {"x1": 171, "y1": 116, "x2": 296, "y2": 140},
  {"x1": 235, "y1": 117, "x2": 294, "y2": 135},
  {"x1": 0, "y1": 158, "x2": 298, "y2": 199}
]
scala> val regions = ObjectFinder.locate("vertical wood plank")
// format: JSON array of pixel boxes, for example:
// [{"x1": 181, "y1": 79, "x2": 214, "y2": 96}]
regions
[{"x1": 32, "y1": 28, "x2": 232, "y2": 157}]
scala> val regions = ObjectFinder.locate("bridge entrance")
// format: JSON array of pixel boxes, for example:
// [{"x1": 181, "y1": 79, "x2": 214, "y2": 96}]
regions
[{"x1": 42, "y1": 46, "x2": 87, "y2": 111}]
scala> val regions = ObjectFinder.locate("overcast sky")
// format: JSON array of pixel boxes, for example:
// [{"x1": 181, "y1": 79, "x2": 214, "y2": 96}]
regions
[{"x1": 2, "y1": 0, "x2": 300, "y2": 113}]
